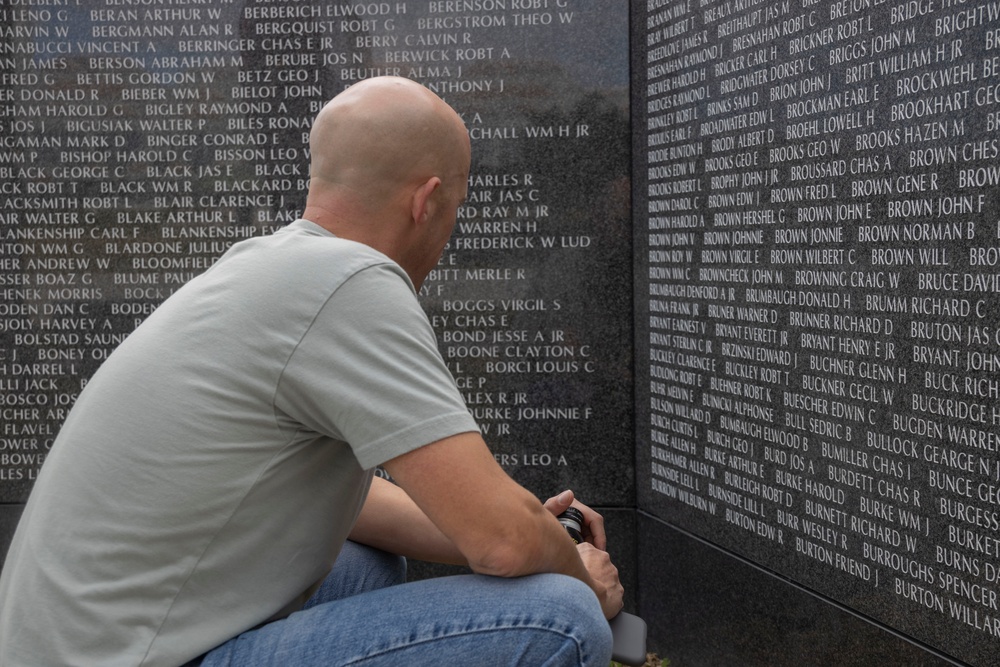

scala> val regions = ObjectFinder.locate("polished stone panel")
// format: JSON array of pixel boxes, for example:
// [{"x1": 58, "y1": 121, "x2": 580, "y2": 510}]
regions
[
  {"x1": 0, "y1": 1, "x2": 632, "y2": 510},
  {"x1": 0, "y1": 505, "x2": 23, "y2": 569},
  {"x1": 632, "y1": 0, "x2": 1000, "y2": 663},
  {"x1": 638, "y1": 514, "x2": 959, "y2": 666}
]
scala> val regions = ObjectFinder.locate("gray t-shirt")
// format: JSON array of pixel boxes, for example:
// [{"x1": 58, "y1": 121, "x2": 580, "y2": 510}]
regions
[{"x1": 0, "y1": 220, "x2": 478, "y2": 666}]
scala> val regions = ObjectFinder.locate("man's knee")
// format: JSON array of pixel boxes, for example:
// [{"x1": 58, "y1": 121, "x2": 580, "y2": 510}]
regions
[
  {"x1": 529, "y1": 575, "x2": 611, "y2": 631},
  {"x1": 528, "y1": 574, "x2": 613, "y2": 665},
  {"x1": 533, "y1": 573, "x2": 599, "y2": 608}
]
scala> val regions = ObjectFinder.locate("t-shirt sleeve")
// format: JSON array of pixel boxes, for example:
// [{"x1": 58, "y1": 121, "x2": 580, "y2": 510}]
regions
[{"x1": 274, "y1": 262, "x2": 480, "y2": 469}]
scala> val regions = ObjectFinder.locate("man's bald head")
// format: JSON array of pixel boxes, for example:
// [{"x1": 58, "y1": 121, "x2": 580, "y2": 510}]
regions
[
  {"x1": 307, "y1": 77, "x2": 469, "y2": 213},
  {"x1": 302, "y1": 77, "x2": 471, "y2": 288}
]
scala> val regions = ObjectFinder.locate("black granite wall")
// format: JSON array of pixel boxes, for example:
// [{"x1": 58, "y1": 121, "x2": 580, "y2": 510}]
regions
[
  {"x1": 5, "y1": 0, "x2": 998, "y2": 663},
  {"x1": 634, "y1": 0, "x2": 1000, "y2": 663},
  {"x1": 0, "y1": 0, "x2": 635, "y2": 591}
]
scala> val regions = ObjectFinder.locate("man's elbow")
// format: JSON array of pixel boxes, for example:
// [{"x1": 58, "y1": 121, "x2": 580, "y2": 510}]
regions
[
  {"x1": 468, "y1": 539, "x2": 541, "y2": 578},
  {"x1": 464, "y1": 517, "x2": 552, "y2": 578}
]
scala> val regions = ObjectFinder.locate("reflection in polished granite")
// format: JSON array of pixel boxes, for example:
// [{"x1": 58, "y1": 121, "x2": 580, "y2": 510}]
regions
[
  {"x1": 0, "y1": 505, "x2": 22, "y2": 569},
  {"x1": 638, "y1": 514, "x2": 961, "y2": 667}
]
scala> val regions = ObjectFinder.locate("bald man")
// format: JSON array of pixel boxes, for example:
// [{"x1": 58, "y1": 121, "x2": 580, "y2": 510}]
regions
[{"x1": 0, "y1": 77, "x2": 619, "y2": 666}]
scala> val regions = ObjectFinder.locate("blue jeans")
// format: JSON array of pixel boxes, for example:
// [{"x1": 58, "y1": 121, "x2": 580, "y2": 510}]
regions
[{"x1": 198, "y1": 541, "x2": 612, "y2": 666}]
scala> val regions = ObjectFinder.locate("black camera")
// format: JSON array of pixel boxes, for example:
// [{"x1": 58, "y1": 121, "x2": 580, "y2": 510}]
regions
[
  {"x1": 557, "y1": 507, "x2": 585, "y2": 544},
  {"x1": 556, "y1": 507, "x2": 647, "y2": 666}
]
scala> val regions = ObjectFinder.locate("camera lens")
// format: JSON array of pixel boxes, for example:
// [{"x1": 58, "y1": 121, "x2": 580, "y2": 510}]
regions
[{"x1": 557, "y1": 507, "x2": 584, "y2": 544}]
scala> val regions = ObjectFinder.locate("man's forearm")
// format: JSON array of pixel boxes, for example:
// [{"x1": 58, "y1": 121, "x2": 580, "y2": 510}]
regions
[
  {"x1": 374, "y1": 432, "x2": 620, "y2": 616},
  {"x1": 351, "y1": 477, "x2": 596, "y2": 590},
  {"x1": 349, "y1": 476, "x2": 466, "y2": 565},
  {"x1": 380, "y1": 435, "x2": 600, "y2": 593},
  {"x1": 487, "y1": 493, "x2": 599, "y2": 586}
]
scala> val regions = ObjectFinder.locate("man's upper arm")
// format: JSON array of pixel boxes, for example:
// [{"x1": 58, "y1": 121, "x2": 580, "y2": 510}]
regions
[{"x1": 275, "y1": 263, "x2": 478, "y2": 468}]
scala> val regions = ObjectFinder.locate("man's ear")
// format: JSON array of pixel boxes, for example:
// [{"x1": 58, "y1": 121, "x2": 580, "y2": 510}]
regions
[{"x1": 410, "y1": 176, "x2": 442, "y2": 227}]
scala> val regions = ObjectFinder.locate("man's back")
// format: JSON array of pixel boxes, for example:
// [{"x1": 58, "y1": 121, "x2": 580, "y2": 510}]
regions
[{"x1": 0, "y1": 220, "x2": 475, "y2": 666}]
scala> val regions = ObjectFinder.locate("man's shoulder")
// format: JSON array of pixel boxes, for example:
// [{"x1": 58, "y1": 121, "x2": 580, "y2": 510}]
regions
[{"x1": 227, "y1": 219, "x2": 409, "y2": 288}]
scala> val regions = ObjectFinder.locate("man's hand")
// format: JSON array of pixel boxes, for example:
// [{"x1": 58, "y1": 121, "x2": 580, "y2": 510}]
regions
[
  {"x1": 577, "y1": 542, "x2": 624, "y2": 619},
  {"x1": 543, "y1": 489, "x2": 607, "y2": 550}
]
